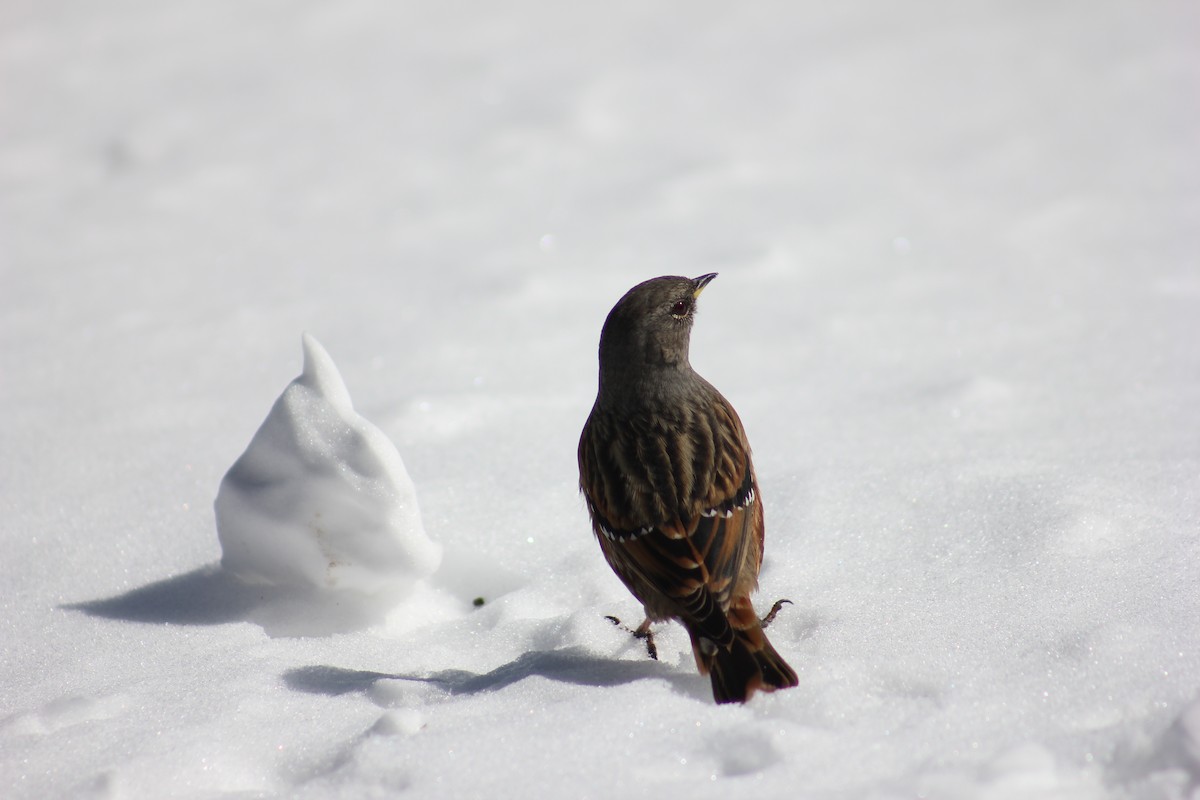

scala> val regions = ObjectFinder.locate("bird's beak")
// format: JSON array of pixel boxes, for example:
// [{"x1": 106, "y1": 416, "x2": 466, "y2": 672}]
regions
[{"x1": 692, "y1": 273, "x2": 718, "y2": 298}]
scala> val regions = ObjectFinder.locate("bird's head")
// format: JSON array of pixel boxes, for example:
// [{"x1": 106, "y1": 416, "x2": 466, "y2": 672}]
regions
[{"x1": 596, "y1": 273, "x2": 718, "y2": 396}]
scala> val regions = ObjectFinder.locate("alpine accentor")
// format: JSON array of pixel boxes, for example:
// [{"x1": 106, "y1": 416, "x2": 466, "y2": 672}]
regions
[{"x1": 578, "y1": 273, "x2": 798, "y2": 703}]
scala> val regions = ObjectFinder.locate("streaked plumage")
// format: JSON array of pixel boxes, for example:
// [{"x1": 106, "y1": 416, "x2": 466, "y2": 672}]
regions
[{"x1": 578, "y1": 273, "x2": 797, "y2": 703}]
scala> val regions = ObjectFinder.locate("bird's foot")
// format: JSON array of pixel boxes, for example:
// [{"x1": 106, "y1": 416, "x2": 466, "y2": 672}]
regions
[
  {"x1": 605, "y1": 615, "x2": 659, "y2": 661},
  {"x1": 760, "y1": 599, "x2": 792, "y2": 629}
]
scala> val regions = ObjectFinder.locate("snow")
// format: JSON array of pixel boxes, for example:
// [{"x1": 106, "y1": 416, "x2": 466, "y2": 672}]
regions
[
  {"x1": 214, "y1": 333, "x2": 441, "y2": 636},
  {"x1": 2, "y1": 1, "x2": 1198, "y2": 798}
]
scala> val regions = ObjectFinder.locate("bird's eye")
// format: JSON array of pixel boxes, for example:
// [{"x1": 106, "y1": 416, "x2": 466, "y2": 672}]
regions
[{"x1": 670, "y1": 299, "x2": 692, "y2": 318}]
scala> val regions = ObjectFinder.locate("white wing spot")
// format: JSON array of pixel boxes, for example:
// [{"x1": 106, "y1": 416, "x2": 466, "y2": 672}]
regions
[{"x1": 598, "y1": 523, "x2": 653, "y2": 542}]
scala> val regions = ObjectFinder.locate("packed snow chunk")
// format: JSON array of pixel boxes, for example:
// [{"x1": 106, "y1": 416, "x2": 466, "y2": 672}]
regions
[
  {"x1": 215, "y1": 334, "x2": 441, "y2": 616},
  {"x1": 1148, "y1": 695, "x2": 1200, "y2": 784}
]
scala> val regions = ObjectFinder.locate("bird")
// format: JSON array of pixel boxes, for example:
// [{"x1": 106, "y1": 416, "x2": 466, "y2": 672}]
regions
[{"x1": 578, "y1": 273, "x2": 798, "y2": 704}]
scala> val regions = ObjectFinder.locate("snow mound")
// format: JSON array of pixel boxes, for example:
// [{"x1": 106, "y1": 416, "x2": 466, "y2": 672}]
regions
[
  {"x1": 214, "y1": 333, "x2": 441, "y2": 632},
  {"x1": 1149, "y1": 696, "x2": 1200, "y2": 789}
]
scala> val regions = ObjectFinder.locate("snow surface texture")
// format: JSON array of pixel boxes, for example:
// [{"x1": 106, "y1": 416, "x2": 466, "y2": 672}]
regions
[
  {"x1": 2, "y1": 1, "x2": 1199, "y2": 799},
  {"x1": 214, "y1": 333, "x2": 440, "y2": 636}
]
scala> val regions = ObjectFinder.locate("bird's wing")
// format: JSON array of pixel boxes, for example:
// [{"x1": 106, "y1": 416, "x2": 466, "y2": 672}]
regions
[{"x1": 579, "y1": 395, "x2": 763, "y2": 640}]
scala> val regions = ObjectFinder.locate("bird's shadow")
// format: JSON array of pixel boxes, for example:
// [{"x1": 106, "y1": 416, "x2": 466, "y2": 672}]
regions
[
  {"x1": 65, "y1": 565, "x2": 712, "y2": 699},
  {"x1": 284, "y1": 647, "x2": 708, "y2": 701}
]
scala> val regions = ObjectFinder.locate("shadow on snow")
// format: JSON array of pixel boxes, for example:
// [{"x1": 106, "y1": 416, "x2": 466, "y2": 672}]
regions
[
  {"x1": 63, "y1": 563, "x2": 388, "y2": 636},
  {"x1": 283, "y1": 649, "x2": 703, "y2": 698}
]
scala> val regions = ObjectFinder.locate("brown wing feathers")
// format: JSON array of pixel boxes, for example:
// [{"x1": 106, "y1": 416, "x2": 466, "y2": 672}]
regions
[{"x1": 581, "y1": 396, "x2": 762, "y2": 642}]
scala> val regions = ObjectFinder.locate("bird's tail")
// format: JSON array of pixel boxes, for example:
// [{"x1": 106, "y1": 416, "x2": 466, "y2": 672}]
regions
[{"x1": 690, "y1": 596, "x2": 799, "y2": 704}]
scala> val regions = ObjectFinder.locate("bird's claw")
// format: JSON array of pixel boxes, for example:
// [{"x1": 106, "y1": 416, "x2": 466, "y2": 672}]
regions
[
  {"x1": 605, "y1": 615, "x2": 659, "y2": 660},
  {"x1": 760, "y1": 599, "x2": 792, "y2": 629}
]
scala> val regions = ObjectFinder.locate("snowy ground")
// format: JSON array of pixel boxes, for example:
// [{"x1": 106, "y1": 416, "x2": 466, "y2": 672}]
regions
[{"x1": 3, "y1": 1, "x2": 1199, "y2": 798}]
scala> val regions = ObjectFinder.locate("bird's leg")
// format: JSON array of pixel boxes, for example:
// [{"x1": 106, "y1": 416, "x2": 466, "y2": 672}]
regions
[
  {"x1": 633, "y1": 618, "x2": 658, "y2": 661},
  {"x1": 760, "y1": 599, "x2": 792, "y2": 629},
  {"x1": 604, "y1": 615, "x2": 659, "y2": 661}
]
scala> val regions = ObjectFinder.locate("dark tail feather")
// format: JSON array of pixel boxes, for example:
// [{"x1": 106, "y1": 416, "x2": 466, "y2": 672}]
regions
[
  {"x1": 691, "y1": 598, "x2": 799, "y2": 704},
  {"x1": 707, "y1": 630, "x2": 798, "y2": 704}
]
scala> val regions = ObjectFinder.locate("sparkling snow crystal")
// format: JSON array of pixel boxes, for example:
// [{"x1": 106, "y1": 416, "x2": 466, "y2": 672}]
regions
[{"x1": 214, "y1": 334, "x2": 440, "y2": 631}]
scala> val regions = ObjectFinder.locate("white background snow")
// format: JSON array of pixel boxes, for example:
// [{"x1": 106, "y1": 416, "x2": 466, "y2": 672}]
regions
[{"x1": 3, "y1": 1, "x2": 1199, "y2": 798}]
